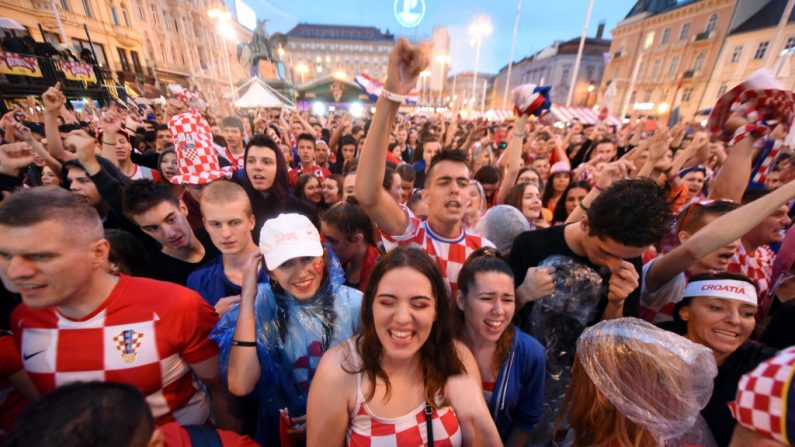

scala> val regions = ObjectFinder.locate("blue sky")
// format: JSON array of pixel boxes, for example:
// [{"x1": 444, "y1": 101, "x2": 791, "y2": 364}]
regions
[{"x1": 241, "y1": 0, "x2": 636, "y2": 74}]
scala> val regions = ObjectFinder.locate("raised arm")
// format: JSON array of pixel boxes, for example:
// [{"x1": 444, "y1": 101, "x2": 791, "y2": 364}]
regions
[
  {"x1": 645, "y1": 176, "x2": 795, "y2": 291},
  {"x1": 495, "y1": 114, "x2": 528, "y2": 205},
  {"x1": 41, "y1": 83, "x2": 76, "y2": 162},
  {"x1": 355, "y1": 38, "x2": 429, "y2": 235},
  {"x1": 227, "y1": 252, "x2": 263, "y2": 396},
  {"x1": 708, "y1": 121, "x2": 761, "y2": 201}
]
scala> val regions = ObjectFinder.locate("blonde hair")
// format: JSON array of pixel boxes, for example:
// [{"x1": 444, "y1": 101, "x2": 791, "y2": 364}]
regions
[{"x1": 199, "y1": 180, "x2": 253, "y2": 216}]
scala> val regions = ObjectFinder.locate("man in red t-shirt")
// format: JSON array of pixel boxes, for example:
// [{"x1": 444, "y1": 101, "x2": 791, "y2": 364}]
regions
[
  {"x1": 0, "y1": 187, "x2": 234, "y2": 428},
  {"x1": 288, "y1": 133, "x2": 330, "y2": 187}
]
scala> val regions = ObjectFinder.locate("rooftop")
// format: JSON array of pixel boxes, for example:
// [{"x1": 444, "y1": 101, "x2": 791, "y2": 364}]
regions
[
  {"x1": 625, "y1": 0, "x2": 698, "y2": 19},
  {"x1": 730, "y1": 0, "x2": 795, "y2": 35},
  {"x1": 285, "y1": 23, "x2": 395, "y2": 42}
]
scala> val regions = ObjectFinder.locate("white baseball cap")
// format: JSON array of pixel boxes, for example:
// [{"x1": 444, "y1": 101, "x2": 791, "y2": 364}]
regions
[{"x1": 259, "y1": 213, "x2": 323, "y2": 270}]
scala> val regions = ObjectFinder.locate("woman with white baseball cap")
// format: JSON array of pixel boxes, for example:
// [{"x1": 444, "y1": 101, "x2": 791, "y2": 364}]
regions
[
  {"x1": 670, "y1": 272, "x2": 778, "y2": 446},
  {"x1": 210, "y1": 213, "x2": 362, "y2": 446}
]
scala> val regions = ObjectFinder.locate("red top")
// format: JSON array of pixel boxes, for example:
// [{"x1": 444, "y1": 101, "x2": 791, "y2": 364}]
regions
[
  {"x1": 12, "y1": 275, "x2": 219, "y2": 426},
  {"x1": 159, "y1": 422, "x2": 260, "y2": 447},
  {"x1": 0, "y1": 330, "x2": 27, "y2": 434}
]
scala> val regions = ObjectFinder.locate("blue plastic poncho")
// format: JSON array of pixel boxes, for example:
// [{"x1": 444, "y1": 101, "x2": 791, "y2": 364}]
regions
[{"x1": 210, "y1": 248, "x2": 362, "y2": 445}]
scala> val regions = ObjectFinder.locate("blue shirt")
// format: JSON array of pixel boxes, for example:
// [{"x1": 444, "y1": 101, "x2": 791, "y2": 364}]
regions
[{"x1": 186, "y1": 255, "x2": 267, "y2": 306}]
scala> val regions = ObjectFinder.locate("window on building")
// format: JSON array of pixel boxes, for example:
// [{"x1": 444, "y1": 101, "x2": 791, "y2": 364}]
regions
[
  {"x1": 679, "y1": 23, "x2": 690, "y2": 42},
  {"x1": 72, "y1": 39, "x2": 107, "y2": 66},
  {"x1": 754, "y1": 41, "x2": 769, "y2": 60},
  {"x1": 717, "y1": 82, "x2": 728, "y2": 98},
  {"x1": 661, "y1": 27, "x2": 671, "y2": 44},
  {"x1": 730, "y1": 45, "x2": 743, "y2": 63},
  {"x1": 786, "y1": 36, "x2": 795, "y2": 51},
  {"x1": 706, "y1": 14, "x2": 718, "y2": 34},
  {"x1": 637, "y1": 61, "x2": 645, "y2": 79},
  {"x1": 111, "y1": 6, "x2": 119, "y2": 25},
  {"x1": 561, "y1": 64, "x2": 571, "y2": 83},
  {"x1": 644, "y1": 31, "x2": 655, "y2": 49},
  {"x1": 693, "y1": 52, "x2": 705, "y2": 71},
  {"x1": 117, "y1": 47, "x2": 130, "y2": 71},
  {"x1": 130, "y1": 50, "x2": 142, "y2": 73},
  {"x1": 682, "y1": 87, "x2": 693, "y2": 102},
  {"x1": 135, "y1": 0, "x2": 143, "y2": 20},
  {"x1": 644, "y1": 89, "x2": 652, "y2": 102},
  {"x1": 42, "y1": 31, "x2": 61, "y2": 45},
  {"x1": 150, "y1": 4, "x2": 158, "y2": 25},
  {"x1": 60, "y1": 0, "x2": 70, "y2": 10},
  {"x1": 121, "y1": 3, "x2": 130, "y2": 26},
  {"x1": 668, "y1": 56, "x2": 679, "y2": 76},
  {"x1": 651, "y1": 59, "x2": 661, "y2": 78},
  {"x1": 82, "y1": 0, "x2": 93, "y2": 17}
]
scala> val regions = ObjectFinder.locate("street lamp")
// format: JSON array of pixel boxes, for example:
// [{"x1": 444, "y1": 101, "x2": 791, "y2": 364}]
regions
[
  {"x1": 295, "y1": 63, "x2": 308, "y2": 84},
  {"x1": 333, "y1": 70, "x2": 346, "y2": 80},
  {"x1": 468, "y1": 15, "x2": 492, "y2": 110},
  {"x1": 208, "y1": 8, "x2": 236, "y2": 102},
  {"x1": 419, "y1": 70, "x2": 430, "y2": 106},
  {"x1": 586, "y1": 83, "x2": 595, "y2": 107},
  {"x1": 435, "y1": 55, "x2": 450, "y2": 105}
]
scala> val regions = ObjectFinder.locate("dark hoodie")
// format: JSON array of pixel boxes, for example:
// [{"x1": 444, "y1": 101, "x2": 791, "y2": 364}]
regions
[{"x1": 234, "y1": 135, "x2": 318, "y2": 243}]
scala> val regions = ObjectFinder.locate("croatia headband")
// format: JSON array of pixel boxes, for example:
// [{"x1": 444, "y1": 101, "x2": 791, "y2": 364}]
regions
[{"x1": 683, "y1": 279, "x2": 757, "y2": 306}]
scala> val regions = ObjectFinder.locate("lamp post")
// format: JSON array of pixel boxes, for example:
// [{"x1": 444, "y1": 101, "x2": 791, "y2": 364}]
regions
[
  {"x1": 586, "y1": 83, "x2": 595, "y2": 107},
  {"x1": 419, "y1": 70, "x2": 430, "y2": 106},
  {"x1": 295, "y1": 63, "x2": 308, "y2": 84},
  {"x1": 435, "y1": 55, "x2": 449, "y2": 106},
  {"x1": 468, "y1": 15, "x2": 492, "y2": 110},
  {"x1": 208, "y1": 8, "x2": 236, "y2": 102}
]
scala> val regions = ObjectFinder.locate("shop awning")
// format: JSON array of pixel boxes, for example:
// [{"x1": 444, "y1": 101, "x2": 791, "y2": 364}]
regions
[{"x1": 550, "y1": 105, "x2": 621, "y2": 126}]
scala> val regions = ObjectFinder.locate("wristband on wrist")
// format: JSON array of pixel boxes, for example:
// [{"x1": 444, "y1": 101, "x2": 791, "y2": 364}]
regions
[
  {"x1": 579, "y1": 201, "x2": 590, "y2": 212},
  {"x1": 591, "y1": 183, "x2": 605, "y2": 192},
  {"x1": 230, "y1": 340, "x2": 257, "y2": 347},
  {"x1": 380, "y1": 89, "x2": 405, "y2": 104},
  {"x1": 102, "y1": 140, "x2": 116, "y2": 146}
]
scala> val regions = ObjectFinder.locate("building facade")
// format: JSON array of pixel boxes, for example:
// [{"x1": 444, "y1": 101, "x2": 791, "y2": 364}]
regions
[
  {"x1": 284, "y1": 23, "x2": 394, "y2": 85},
  {"x1": 491, "y1": 24, "x2": 610, "y2": 109},
  {"x1": 1, "y1": 0, "x2": 251, "y2": 106},
  {"x1": 600, "y1": 0, "x2": 736, "y2": 120},
  {"x1": 700, "y1": 0, "x2": 795, "y2": 112},
  {"x1": 447, "y1": 71, "x2": 495, "y2": 111}
]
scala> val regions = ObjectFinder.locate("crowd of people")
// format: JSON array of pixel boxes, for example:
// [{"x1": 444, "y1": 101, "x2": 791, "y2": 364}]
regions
[{"x1": 1, "y1": 37, "x2": 795, "y2": 447}]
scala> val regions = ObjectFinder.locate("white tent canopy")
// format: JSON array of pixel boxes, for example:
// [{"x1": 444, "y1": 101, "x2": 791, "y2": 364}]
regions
[{"x1": 234, "y1": 78, "x2": 295, "y2": 109}]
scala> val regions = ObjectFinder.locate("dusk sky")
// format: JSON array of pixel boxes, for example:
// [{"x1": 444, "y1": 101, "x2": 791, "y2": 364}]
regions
[{"x1": 248, "y1": 0, "x2": 637, "y2": 75}]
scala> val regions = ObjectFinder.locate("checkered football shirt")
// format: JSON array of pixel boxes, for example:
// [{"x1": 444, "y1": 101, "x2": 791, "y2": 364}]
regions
[
  {"x1": 730, "y1": 346, "x2": 795, "y2": 445},
  {"x1": 727, "y1": 244, "x2": 775, "y2": 320},
  {"x1": 380, "y1": 206, "x2": 495, "y2": 298},
  {"x1": 11, "y1": 275, "x2": 219, "y2": 425}
]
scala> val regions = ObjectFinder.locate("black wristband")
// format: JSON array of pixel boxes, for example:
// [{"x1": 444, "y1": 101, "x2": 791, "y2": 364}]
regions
[{"x1": 231, "y1": 340, "x2": 257, "y2": 347}]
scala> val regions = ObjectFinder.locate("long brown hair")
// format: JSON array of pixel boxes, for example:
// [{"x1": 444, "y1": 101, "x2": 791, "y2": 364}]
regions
[
  {"x1": 454, "y1": 247, "x2": 515, "y2": 376},
  {"x1": 558, "y1": 358, "x2": 657, "y2": 447},
  {"x1": 349, "y1": 247, "x2": 465, "y2": 406}
]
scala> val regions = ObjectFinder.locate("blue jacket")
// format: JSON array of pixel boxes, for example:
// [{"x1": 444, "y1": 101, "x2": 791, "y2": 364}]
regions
[
  {"x1": 186, "y1": 255, "x2": 267, "y2": 306},
  {"x1": 490, "y1": 326, "x2": 546, "y2": 439}
]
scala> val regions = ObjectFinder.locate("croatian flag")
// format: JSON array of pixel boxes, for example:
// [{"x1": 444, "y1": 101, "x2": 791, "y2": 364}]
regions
[{"x1": 355, "y1": 73, "x2": 418, "y2": 104}]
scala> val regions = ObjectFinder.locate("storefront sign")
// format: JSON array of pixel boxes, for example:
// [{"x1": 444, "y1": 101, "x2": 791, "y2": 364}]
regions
[
  {"x1": 60, "y1": 61, "x2": 97, "y2": 83},
  {"x1": 0, "y1": 51, "x2": 42, "y2": 77}
]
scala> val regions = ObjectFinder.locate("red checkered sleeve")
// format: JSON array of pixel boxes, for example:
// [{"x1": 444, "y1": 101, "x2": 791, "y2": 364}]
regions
[
  {"x1": 380, "y1": 205, "x2": 422, "y2": 245},
  {"x1": 172, "y1": 289, "x2": 220, "y2": 365}
]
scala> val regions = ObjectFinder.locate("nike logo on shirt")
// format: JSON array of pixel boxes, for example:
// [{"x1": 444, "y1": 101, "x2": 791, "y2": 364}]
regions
[{"x1": 23, "y1": 349, "x2": 45, "y2": 361}]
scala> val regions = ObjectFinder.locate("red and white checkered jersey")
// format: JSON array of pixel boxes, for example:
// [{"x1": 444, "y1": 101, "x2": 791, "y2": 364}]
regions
[
  {"x1": 381, "y1": 205, "x2": 494, "y2": 297},
  {"x1": 730, "y1": 346, "x2": 795, "y2": 445},
  {"x1": 727, "y1": 244, "x2": 775, "y2": 320},
  {"x1": 11, "y1": 275, "x2": 219, "y2": 426},
  {"x1": 344, "y1": 339, "x2": 462, "y2": 447}
]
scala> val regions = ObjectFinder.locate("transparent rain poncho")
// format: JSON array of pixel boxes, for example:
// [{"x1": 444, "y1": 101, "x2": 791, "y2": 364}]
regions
[
  {"x1": 575, "y1": 318, "x2": 718, "y2": 445},
  {"x1": 210, "y1": 248, "x2": 362, "y2": 444},
  {"x1": 525, "y1": 255, "x2": 604, "y2": 445}
]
